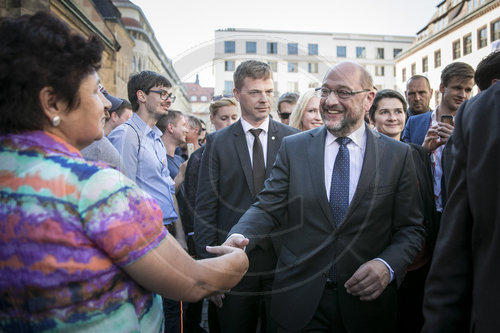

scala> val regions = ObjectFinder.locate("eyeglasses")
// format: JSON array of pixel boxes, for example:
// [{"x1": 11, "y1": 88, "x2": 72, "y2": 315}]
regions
[
  {"x1": 315, "y1": 87, "x2": 370, "y2": 100},
  {"x1": 277, "y1": 110, "x2": 291, "y2": 119},
  {"x1": 149, "y1": 90, "x2": 176, "y2": 102},
  {"x1": 212, "y1": 94, "x2": 233, "y2": 101}
]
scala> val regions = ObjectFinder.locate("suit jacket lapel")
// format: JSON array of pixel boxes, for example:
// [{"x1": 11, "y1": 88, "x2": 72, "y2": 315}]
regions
[
  {"x1": 266, "y1": 120, "x2": 281, "y2": 177},
  {"x1": 342, "y1": 125, "x2": 383, "y2": 223},
  {"x1": 307, "y1": 127, "x2": 336, "y2": 228},
  {"x1": 232, "y1": 120, "x2": 254, "y2": 195}
]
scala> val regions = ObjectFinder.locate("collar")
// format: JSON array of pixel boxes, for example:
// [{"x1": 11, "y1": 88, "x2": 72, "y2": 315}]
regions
[
  {"x1": 240, "y1": 116, "x2": 270, "y2": 134},
  {"x1": 131, "y1": 113, "x2": 163, "y2": 138},
  {"x1": 325, "y1": 123, "x2": 366, "y2": 151},
  {"x1": 0, "y1": 131, "x2": 82, "y2": 158}
]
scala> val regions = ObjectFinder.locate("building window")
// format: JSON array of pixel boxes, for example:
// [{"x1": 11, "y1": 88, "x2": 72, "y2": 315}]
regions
[
  {"x1": 288, "y1": 43, "x2": 298, "y2": 55},
  {"x1": 452, "y1": 39, "x2": 461, "y2": 59},
  {"x1": 393, "y1": 48, "x2": 402, "y2": 58},
  {"x1": 190, "y1": 96, "x2": 197, "y2": 102},
  {"x1": 288, "y1": 62, "x2": 298, "y2": 73},
  {"x1": 224, "y1": 41, "x2": 235, "y2": 53},
  {"x1": 308, "y1": 82, "x2": 319, "y2": 89},
  {"x1": 356, "y1": 47, "x2": 366, "y2": 58},
  {"x1": 492, "y1": 19, "x2": 500, "y2": 42},
  {"x1": 375, "y1": 66, "x2": 385, "y2": 76},
  {"x1": 225, "y1": 60, "x2": 235, "y2": 71},
  {"x1": 393, "y1": 66, "x2": 397, "y2": 77},
  {"x1": 246, "y1": 41, "x2": 256, "y2": 54},
  {"x1": 463, "y1": 34, "x2": 472, "y2": 55},
  {"x1": 308, "y1": 62, "x2": 318, "y2": 73},
  {"x1": 267, "y1": 42, "x2": 278, "y2": 54},
  {"x1": 422, "y1": 56, "x2": 428, "y2": 73},
  {"x1": 376, "y1": 48, "x2": 385, "y2": 59},
  {"x1": 268, "y1": 61, "x2": 277, "y2": 72},
  {"x1": 411, "y1": 63, "x2": 416, "y2": 76},
  {"x1": 434, "y1": 49, "x2": 441, "y2": 68},
  {"x1": 308, "y1": 43, "x2": 318, "y2": 55},
  {"x1": 200, "y1": 96, "x2": 208, "y2": 102},
  {"x1": 478, "y1": 26, "x2": 488, "y2": 49},
  {"x1": 287, "y1": 81, "x2": 299, "y2": 92},
  {"x1": 402, "y1": 68, "x2": 407, "y2": 82},
  {"x1": 336, "y1": 46, "x2": 346, "y2": 58},
  {"x1": 224, "y1": 81, "x2": 233, "y2": 94}
]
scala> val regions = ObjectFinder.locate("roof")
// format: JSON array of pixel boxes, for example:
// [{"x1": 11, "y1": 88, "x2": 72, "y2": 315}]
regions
[{"x1": 184, "y1": 82, "x2": 214, "y2": 99}]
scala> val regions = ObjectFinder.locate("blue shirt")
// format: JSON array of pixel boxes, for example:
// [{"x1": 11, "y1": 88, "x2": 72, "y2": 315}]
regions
[{"x1": 109, "y1": 113, "x2": 177, "y2": 224}]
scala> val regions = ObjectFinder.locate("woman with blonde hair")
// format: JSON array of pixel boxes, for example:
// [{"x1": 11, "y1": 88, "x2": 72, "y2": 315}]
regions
[{"x1": 289, "y1": 88, "x2": 323, "y2": 131}]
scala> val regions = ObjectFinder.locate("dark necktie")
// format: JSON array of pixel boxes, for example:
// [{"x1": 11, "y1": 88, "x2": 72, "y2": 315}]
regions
[
  {"x1": 330, "y1": 137, "x2": 351, "y2": 226},
  {"x1": 250, "y1": 128, "x2": 265, "y2": 198},
  {"x1": 328, "y1": 137, "x2": 351, "y2": 282}
]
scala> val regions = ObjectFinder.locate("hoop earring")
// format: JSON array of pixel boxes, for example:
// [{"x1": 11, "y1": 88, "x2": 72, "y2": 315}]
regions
[{"x1": 52, "y1": 116, "x2": 61, "y2": 127}]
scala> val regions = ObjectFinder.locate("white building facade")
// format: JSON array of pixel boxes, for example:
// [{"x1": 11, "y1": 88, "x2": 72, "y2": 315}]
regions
[
  {"x1": 213, "y1": 28, "x2": 414, "y2": 106},
  {"x1": 395, "y1": 0, "x2": 500, "y2": 108}
]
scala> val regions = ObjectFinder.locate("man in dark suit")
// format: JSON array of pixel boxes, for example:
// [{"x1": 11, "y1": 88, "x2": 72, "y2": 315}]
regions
[
  {"x1": 224, "y1": 62, "x2": 425, "y2": 332},
  {"x1": 422, "y1": 81, "x2": 500, "y2": 333},
  {"x1": 194, "y1": 60, "x2": 299, "y2": 333}
]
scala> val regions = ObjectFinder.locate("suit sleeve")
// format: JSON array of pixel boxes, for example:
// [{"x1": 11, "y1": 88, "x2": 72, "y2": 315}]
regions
[
  {"x1": 193, "y1": 135, "x2": 219, "y2": 258},
  {"x1": 401, "y1": 117, "x2": 411, "y2": 143},
  {"x1": 230, "y1": 138, "x2": 291, "y2": 252},
  {"x1": 422, "y1": 101, "x2": 472, "y2": 332},
  {"x1": 377, "y1": 144, "x2": 426, "y2": 285}
]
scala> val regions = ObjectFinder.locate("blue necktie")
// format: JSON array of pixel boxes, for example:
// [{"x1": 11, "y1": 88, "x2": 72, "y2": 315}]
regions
[{"x1": 330, "y1": 137, "x2": 351, "y2": 226}]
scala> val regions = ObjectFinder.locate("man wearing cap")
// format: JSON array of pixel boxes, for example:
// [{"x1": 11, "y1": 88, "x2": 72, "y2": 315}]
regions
[{"x1": 81, "y1": 85, "x2": 125, "y2": 171}]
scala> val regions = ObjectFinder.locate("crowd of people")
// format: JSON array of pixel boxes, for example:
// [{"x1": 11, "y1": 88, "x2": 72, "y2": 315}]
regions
[{"x1": 1, "y1": 10, "x2": 500, "y2": 333}]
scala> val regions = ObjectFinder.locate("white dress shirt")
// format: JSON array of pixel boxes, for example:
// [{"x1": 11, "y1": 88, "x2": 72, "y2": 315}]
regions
[
  {"x1": 240, "y1": 116, "x2": 270, "y2": 167},
  {"x1": 324, "y1": 124, "x2": 366, "y2": 202}
]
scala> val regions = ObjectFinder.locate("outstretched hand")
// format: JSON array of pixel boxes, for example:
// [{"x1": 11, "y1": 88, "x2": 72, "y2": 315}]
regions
[{"x1": 220, "y1": 234, "x2": 249, "y2": 250}]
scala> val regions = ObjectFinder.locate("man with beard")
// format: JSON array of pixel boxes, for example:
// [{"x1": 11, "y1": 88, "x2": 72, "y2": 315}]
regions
[{"x1": 224, "y1": 61, "x2": 425, "y2": 332}]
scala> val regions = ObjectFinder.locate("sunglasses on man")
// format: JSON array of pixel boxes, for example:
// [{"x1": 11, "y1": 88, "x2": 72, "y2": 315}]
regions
[{"x1": 277, "y1": 110, "x2": 291, "y2": 120}]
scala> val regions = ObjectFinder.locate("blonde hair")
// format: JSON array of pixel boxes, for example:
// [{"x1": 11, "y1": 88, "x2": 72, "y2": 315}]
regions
[
  {"x1": 289, "y1": 89, "x2": 317, "y2": 131},
  {"x1": 209, "y1": 97, "x2": 238, "y2": 117}
]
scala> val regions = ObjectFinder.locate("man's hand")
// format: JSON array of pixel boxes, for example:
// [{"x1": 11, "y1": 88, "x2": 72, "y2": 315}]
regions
[
  {"x1": 220, "y1": 234, "x2": 249, "y2": 250},
  {"x1": 207, "y1": 293, "x2": 225, "y2": 308},
  {"x1": 344, "y1": 260, "x2": 390, "y2": 301},
  {"x1": 422, "y1": 122, "x2": 454, "y2": 152}
]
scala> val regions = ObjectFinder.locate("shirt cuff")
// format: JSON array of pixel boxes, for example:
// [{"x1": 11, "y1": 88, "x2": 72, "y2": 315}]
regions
[{"x1": 374, "y1": 258, "x2": 394, "y2": 282}]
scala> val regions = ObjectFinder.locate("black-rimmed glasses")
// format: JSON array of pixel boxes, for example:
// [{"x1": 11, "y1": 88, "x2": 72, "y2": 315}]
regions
[
  {"x1": 315, "y1": 87, "x2": 370, "y2": 100},
  {"x1": 149, "y1": 90, "x2": 176, "y2": 102}
]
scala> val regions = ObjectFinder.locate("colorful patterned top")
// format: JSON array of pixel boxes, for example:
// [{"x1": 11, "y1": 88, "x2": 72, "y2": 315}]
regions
[{"x1": 0, "y1": 131, "x2": 167, "y2": 332}]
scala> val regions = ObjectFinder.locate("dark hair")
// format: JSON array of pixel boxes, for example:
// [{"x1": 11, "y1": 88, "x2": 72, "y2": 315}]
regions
[
  {"x1": 406, "y1": 75, "x2": 432, "y2": 90},
  {"x1": 127, "y1": 70, "x2": 172, "y2": 112},
  {"x1": 441, "y1": 62, "x2": 475, "y2": 87},
  {"x1": 0, "y1": 11, "x2": 103, "y2": 133},
  {"x1": 233, "y1": 60, "x2": 273, "y2": 90},
  {"x1": 186, "y1": 115, "x2": 202, "y2": 135},
  {"x1": 110, "y1": 98, "x2": 132, "y2": 118},
  {"x1": 156, "y1": 110, "x2": 184, "y2": 133},
  {"x1": 475, "y1": 51, "x2": 500, "y2": 91},
  {"x1": 278, "y1": 92, "x2": 300, "y2": 111},
  {"x1": 369, "y1": 89, "x2": 408, "y2": 122}
]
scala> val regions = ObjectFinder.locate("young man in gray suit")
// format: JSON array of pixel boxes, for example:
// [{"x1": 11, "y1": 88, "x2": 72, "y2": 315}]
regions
[
  {"x1": 194, "y1": 60, "x2": 299, "y2": 332},
  {"x1": 225, "y1": 62, "x2": 425, "y2": 332}
]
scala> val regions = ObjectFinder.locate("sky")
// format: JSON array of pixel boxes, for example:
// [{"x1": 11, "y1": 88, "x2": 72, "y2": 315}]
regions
[{"x1": 130, "y1": 0, "x2": 439, "y2": 86}]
